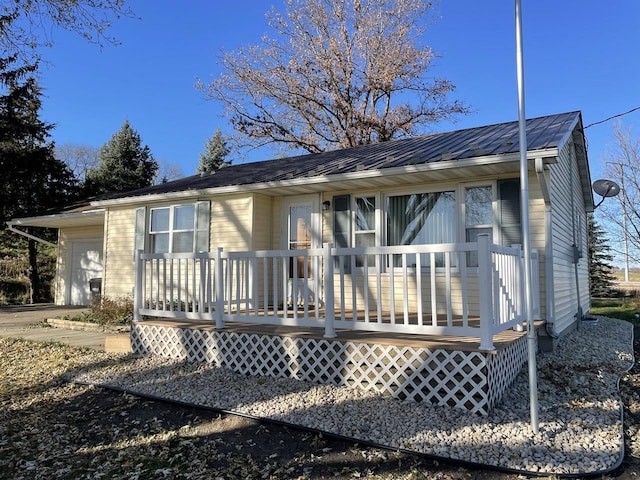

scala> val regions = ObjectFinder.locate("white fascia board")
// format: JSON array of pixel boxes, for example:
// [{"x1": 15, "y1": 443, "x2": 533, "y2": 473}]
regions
[
  {"x1": 92, "y1": 148, "x2": 559, "y2": 207},
  {"x1": 7, "y1": 209, "x2": 105, "y2": 228}
]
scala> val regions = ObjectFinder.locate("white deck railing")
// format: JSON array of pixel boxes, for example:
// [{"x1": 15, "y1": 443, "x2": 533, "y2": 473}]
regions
[{"x1": 133, "y1": 234, "x2": 540, "y2": 350}]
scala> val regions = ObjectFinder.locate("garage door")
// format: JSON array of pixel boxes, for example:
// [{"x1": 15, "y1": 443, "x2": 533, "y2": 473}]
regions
[{"x1": 69, "y1": 240, "x2": 104, "y2": 305}]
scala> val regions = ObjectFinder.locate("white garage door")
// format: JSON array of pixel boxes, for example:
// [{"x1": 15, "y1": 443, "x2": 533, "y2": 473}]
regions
[{"x1": 69, "y1": 240, "x2": 104, "y2": 305}]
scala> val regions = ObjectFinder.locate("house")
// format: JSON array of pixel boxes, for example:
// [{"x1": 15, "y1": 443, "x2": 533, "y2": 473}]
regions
[{"x1": 8, "y1": 111, "x2": 594, "y2": 413}]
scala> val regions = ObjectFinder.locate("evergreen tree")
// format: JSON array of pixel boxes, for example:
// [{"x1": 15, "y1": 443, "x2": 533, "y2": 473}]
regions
[
  {"x1": 86, "y1": 120, "x2": 158, "y2": 195},
  {"x1": 588, "y1": 215, "x2": 617, "y2": 298},
  {"x1": 0, "y1": 56, "x2": 78, "y2": 302},
  {"x1": 196, "y1": 128, "x2": 231, "y2": 174}
]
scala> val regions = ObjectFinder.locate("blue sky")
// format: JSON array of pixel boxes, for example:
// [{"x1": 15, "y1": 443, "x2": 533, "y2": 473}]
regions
[{"x1": 39, "y1": 0, "x2": 639, "y2": 183}]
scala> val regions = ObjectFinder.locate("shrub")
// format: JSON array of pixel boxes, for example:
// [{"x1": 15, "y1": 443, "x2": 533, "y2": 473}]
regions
[{"x1": 72, "y1": 296, "x2": 133, "y2": 326}]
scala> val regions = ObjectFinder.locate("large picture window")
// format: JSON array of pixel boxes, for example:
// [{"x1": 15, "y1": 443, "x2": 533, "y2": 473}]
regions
[
  {"x1": 386, "y1": 191, "x2": 456, "y2": 267},
  {"x1": 149, "y1": 204, "x2": 196, "y2": 253}
]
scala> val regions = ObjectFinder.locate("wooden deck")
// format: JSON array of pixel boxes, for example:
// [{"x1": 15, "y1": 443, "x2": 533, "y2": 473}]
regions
[
  {"x1": 136, "y1": 317, "x2": 543, "y2": 353},
  {"x1": 131, "y1": 317, "x2": 542, "y2": 415}
]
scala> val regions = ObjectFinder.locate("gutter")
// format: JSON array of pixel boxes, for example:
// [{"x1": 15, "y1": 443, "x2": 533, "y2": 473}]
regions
[
  {"x1": 92, "y1": 148, "x2": 560, "y2": 208},
  {"x1": 6, "y1": 223, "x2": 56, "y2": 247},
  {"x1": 535, "y1": 157, "x2": 559, "y2": 339}
]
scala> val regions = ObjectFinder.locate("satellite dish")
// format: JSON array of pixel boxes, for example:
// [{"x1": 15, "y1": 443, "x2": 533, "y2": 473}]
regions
[
  {"x1": 593, "y1": 178, "x2": 620, "y2": 209},
  {"x1": 593, "y1": 179, "x2": 620, "y2": 198}
]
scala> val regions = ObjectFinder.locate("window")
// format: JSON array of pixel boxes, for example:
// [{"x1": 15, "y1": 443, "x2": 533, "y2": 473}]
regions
[
  {"x1": 386, "y1": 191, "x2": 456, "y2": 267},
  {"x1": 497, "y1": 179, "x2": 521, "y2": 247},
  {"x1": 354, "y1": 196, "x2": 376, "y2": 267},
  {"x1": 465, "y1": 186, "x2": 493, "y2": 266},
  {"x1": 149, "y1": 204, "x2": 196, "y2": 253}
]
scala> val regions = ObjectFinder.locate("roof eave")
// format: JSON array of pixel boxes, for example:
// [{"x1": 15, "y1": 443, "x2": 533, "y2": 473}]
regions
[
  {"x1": 92, "y1": 149, "x2": 559, "y2": 207},
  {"x1": 8, "y1": 209, "x2": 105, "y2": 229}
]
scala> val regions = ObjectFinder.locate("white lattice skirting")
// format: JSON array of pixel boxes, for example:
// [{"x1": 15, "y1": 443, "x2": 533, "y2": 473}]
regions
[{"x1": 131, "y1": 324, "x2": 529, "y2": 415}]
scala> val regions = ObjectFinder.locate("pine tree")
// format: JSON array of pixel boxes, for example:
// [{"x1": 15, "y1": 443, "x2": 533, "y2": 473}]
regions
[
  {"x1": 0, "y1": 56, "x2": 78, "y2": 302},
  {"x1": 588, "y1": 215, "x2": 617, "y2": 298},
  {"x1": 196, "y1": 128, "x2": 231, "y2": 174},
  {"x1": 86, "y1": 120, "x2": 158, "y2": 195}
]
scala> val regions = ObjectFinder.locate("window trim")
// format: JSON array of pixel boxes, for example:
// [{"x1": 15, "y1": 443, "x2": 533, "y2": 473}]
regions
[
  {"x1": 148, "y1": 203, "x2": 197, "y2": 254},
  {"x1": 352, "y1": 193, "x2": 380, "y2": 272},
  {"x1": 383, "y1": 186, "x2": 459, "y2": 272},
  {"x1": 462, "y1": 183, "x2": 497, "y2": 268}
]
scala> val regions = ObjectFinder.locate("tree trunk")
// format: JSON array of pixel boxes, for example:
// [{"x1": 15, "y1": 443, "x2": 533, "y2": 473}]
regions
[{"x1": 27, "y1": 236, "x2": 39, "y2": 304}]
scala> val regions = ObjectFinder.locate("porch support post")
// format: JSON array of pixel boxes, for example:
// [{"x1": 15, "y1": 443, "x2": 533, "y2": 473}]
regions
[
  {"x1": 133, "y1": 249, "x2": 143, "y2": 322},
  {"x1": 323, "y1": 242, "x2": 336, "y2": 339},
  {"x1": 477, "y1": 234, "x2": 494, "y2": 351},
  {"x1": 214, "y1": 247, "x2": 225, "y2": 330}
]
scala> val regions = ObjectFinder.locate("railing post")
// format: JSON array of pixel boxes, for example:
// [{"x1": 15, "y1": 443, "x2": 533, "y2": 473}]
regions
[
  {"x1": 133, "y1": 249, "x2": 143, "y2": 322},
  {"x1": 198, "y1": 252, "x2": 206, "y2": 314},
  {"x1": 511, "y1": 244, "x2": 524, "y2": 332},
  {"x1": 323, "y1": 242, "x2": 336, "y2": 338},
  {"x1": 531, "y1": 249, "x2": 541, "y2": 320},
  {"x1": 477, "y1": 234, "x2": 494, "y2": 350},
  {"x1": 214, "y1": 247, "x2": 225, "y2": 329}
]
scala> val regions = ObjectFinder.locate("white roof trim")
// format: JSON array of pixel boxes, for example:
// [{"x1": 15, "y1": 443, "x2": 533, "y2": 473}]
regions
[
  {"x1": 8, "y1": 209, "x2": 105, "y2": 228},
  {"x1": 92, "y1": 148, "x2": 559, "y2": 207}
]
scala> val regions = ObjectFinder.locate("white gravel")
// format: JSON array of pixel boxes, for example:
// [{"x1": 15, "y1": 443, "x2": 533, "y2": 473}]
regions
[{"x1": 67, "y1": 316, "x2": 633, "y2": 476}]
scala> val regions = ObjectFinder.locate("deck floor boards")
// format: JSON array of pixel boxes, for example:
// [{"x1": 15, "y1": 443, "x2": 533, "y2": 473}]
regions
[{"x1": 137, "y1": 317, "x2": 543, "y2": 353}]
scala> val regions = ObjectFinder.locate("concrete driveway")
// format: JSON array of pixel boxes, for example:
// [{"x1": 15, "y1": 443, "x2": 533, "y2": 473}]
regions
[{"x1": 0, "y1": 304, "x2": 111, "y2": 350}]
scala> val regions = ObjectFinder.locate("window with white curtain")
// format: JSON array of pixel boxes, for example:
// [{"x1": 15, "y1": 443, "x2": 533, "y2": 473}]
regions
[
  {"x1": 386, "y1": 191, "x2": 456, "y2": 267},
  {"x1": 149, "y1": 204, "x2": 196, "y2": 253}
]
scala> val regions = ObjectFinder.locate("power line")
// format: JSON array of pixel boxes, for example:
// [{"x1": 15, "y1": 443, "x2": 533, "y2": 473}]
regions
[{"x1": 584, "y1": 106, "x2": 640, "y2": 129}]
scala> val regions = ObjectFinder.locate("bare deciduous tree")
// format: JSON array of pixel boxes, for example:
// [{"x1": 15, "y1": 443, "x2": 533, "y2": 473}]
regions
[
  {"x1": 0, "y1": 0, "x2": 135, "y2": 64},
  {"x1": 55, "y1": 143, "x2": 100, "y2": 182},
  {"x1": 155, "y1": 160, "x2": 184, "y2": 184},
  {"x1": 199, "y1": 0, "x2": 469, "y2": 154},
  {"x1": 600, "y1": 124, "x2": 640, "y2": 265}
]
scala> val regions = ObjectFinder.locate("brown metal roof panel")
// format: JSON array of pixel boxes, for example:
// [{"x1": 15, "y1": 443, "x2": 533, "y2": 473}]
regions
[{"x1": 96, "y1": 111, "x2": 581, "y2": 201}]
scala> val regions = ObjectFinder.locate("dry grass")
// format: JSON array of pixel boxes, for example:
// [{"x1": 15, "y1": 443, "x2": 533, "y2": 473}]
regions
[
  {"x1": 1, "y1": 333, "x2": 639, "y2": 479},
  {"x1": 0, "y1": 338, "x2": 503, "y2": 480}
]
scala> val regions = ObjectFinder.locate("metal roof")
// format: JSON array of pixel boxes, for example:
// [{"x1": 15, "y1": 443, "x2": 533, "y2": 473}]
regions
[{"x1": 97, "y1": 111, "x2": 584, "y2": 202}]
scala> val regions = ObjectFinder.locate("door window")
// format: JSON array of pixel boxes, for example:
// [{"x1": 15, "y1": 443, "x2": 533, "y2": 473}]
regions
[{"x1": 289, "y1": 204, "x2": 312, "y2": 278}]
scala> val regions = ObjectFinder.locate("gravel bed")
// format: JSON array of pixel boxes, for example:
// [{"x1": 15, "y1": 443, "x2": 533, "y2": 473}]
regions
[{"x1": 67, "y1": 316, "x2": 633, "y2": 476}]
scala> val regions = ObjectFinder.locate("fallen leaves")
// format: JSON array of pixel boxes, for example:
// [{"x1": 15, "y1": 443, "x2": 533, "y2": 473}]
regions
[{"x1": 1, "y1": 337, "x2": 485, "y2": 480}]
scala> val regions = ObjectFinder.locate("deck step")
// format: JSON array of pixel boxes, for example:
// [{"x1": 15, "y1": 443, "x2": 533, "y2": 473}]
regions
[{"x1": 105, "y1": 334, "x2": 131, "y2": 353}]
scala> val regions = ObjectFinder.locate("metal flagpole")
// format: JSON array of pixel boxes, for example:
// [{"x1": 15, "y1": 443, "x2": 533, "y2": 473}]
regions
[{"x1": 515, "y1": 0, "x2": 539, "y2": 434}]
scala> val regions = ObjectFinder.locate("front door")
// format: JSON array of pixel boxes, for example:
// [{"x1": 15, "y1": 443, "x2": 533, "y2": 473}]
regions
[{"x1": 282, "y1": 195, "x2": 320, "y2": 306}]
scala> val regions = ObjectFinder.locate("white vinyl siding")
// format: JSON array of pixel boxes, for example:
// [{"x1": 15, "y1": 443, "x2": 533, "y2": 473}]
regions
[
  {"x1": 104, "y1": 207, "x2": 137, "y2": 299},
  {"x1": 549, "y1": 139, "x2": 589, "y2": 335}
]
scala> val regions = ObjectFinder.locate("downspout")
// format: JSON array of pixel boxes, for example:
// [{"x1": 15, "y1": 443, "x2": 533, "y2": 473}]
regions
[
  {"x1": 569, "y1": 154, "x2": 584, "y2": 327},
  {"x1": 6, "y1": 223, "x2": 56, "y2": 247},
  {"x1": 534, "y1": 158, "x2": 558, "y2": 339}
]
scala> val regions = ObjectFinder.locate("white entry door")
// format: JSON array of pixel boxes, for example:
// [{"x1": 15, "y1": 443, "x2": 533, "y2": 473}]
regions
[
  {"x1": 69, "y1": 239, "x2": 104, "y2": 305},
  {"x1": 282, "y1": 195, "x2": 320, "y2": 306}
]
